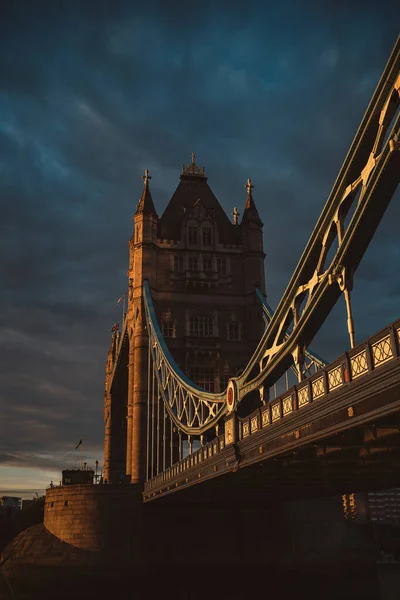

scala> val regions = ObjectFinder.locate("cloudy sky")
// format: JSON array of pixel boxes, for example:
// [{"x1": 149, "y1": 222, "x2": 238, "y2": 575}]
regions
[{"x1": 1, "y1": 1, "x2": 399, "y2": 498}]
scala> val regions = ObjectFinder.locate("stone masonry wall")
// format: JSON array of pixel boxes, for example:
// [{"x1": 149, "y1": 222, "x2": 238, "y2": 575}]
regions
[{"x1": 44, "y1": 484, "x2": 142, "y2": 560}]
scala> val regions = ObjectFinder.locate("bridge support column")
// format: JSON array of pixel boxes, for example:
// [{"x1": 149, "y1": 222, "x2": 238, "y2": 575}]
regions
[
  {"x1": 131, "y1": 327, "x2": 149, "y2": 485},
  {"x1": 125, "y1": 345, "x2": 134, "y2": 479}
]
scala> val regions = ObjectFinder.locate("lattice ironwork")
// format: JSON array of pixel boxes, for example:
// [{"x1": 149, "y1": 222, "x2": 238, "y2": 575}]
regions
[
  {"x1": 298, "y1": 386, "x2": 309, "y2": 407},
  {"x1": 271, "y1": 404, "x2": 281, "y2": 421},
  {"x1": 143, "y1": 281, "x2": 226, "y2": 435},
  {"x1": 350, "y1": 350, "x2": 369, "y2": 379},
  {"x1": 328, "y1": 366, "x2": 343, "y2": 390},
  {"x1": 312, "y1": 377, "x2": 325, "y2": 399},
  {"x1": 282, "y1": 397, "x2": 293, "y2": 415},
  {"x1": 371, "y1": 335, "x2": 393, "y2": 366},
  {"x1": 262, "y1": 410, "x2": 270, "y2": 427},
  {"x1": 256, "y1": 288, "x2": 327, "y2": 380},
  {"x1": 251, "y1": 415, "x2": 259, "y2": 432}
]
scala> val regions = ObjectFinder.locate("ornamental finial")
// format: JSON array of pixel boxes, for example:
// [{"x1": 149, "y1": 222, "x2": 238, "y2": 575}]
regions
[
  {"x1": 191, "y1": 151, "x2": 195, "y2": 164},
  {"x1": 143, "y1": 169, "x2": 151, "y2": 186},
  {"x1": 232, "y1": 206, "x2": 240, "y2": 225},
  {"x1": 246, "y1": 178, "x2": 254, "y2": 193}
]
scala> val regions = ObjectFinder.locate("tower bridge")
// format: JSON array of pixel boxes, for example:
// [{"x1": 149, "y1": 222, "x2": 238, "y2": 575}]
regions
[
  {"x1": 104, "y1": 37, "x2": 400, "y2": 505},
  {"x1": 32, "y1": 35, "x2": 400, "y2": 581}
]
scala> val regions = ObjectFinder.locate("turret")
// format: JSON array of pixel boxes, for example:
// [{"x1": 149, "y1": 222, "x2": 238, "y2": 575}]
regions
[
  {"x1": 240, "y1": 178, "x2": 266, "y2": 295},
  {"x1": 132, "y1": 169, "x2": 158, "y2": 244},
  {"x1": 126, "y1": 170, "x2": 158, "y2": 484},
  {"x1": 241, "y1": 178, "x2": 263, "y2": 252}
]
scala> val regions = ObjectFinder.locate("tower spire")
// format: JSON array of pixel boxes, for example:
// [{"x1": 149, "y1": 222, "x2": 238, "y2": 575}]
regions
[
  {"x1": 242, "y1": 177, "x2": 262, "y2": 225},
  {"x1": 136, "y1": 169, "x2": 157, "y2": 215}
]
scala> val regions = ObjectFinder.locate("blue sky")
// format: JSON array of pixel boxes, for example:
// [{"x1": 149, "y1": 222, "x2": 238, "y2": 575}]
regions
[{"x1": 0, "y1": 1, "x2": 399, "y2": 498}]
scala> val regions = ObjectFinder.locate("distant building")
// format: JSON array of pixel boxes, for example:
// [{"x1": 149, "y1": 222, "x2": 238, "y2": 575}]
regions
[
  {"x1": 21, "y1": 499, "x2": 35, "y2": 510},
  {"x1": 342, "y1": 489, "x2": 400, "y2": 524},
  {"x1": 368, "y1": 489, "x2": 400, "y2": 524},
  {"x1": 0, "y1": 496, "x2": 22, "y2": 511}
]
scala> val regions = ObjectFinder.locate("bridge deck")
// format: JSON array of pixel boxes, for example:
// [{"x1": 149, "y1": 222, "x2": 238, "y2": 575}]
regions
[{"x1": 144, "y1": 318, "x2": 400, "y2": 505}]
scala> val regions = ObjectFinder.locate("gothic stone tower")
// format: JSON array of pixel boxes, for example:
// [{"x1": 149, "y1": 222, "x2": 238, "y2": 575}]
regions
[{"x1": 104, "y1": 155, "x2": 266, "y2": 484}]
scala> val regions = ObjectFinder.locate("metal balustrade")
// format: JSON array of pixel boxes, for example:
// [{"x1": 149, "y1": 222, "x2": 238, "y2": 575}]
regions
[{"x1": 143, "y1": 318, "x2": 400, "y2": 498}]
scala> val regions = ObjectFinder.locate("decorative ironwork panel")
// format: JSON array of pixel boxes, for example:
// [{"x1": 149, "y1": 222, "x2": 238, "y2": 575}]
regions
[
  {"x1": 242, "y1": 420, "x2": 250, "y2": 438},
  {"x1": 262, "y1": 409, "x2": 270, "y2": 427},
  {"x1": 282, "y1": 397, "x2": 293, "y2": 415},
  {"x1": 312, "y1": 377, "x2": 325, "y2": 399},
  {"x1": 271, "y1": 404, "x2": 281, "y2": 422},
  {"x1": 350, "y1": 350, "x2": 369, "y2": 379},
  {"x1": 328, "y1": 366, "x2": 343, "y2": 391},
  {"x1": 371, "y1": 335, "x2": 393, "y2": 367},
  {"x1": 298, "y1": 386, "x2": 309, "y2": 408},
  {"x1": 251, "y1": 415, "x2": 259, "y2": 433},
  {"x1": 225, "y1": 419, "x2": 234, "y2": 445},
  {"x1": 143, "y1": 281, "x2": 226, "y2": 436}
]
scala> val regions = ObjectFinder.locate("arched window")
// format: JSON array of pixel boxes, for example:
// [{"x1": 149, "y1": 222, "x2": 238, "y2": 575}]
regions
[
  {"x1": 173, "y1": 255, "x2": 184, "y2": 273},
  {"x1": 188, "y1": 225, "x2": 198, "y2": 244},
  {"x1": 202, "y1": 226, "x2": 212, "y2": 246},
  {"x1": 202, "y1": 256, "x2": 213, "y2": 273},
  {"x1": 162, "y1": 319, "x2": 175, "y2": 338},
  {"x1": 217, "y1": 257, "x2": 227, "y2": 275},
  {"x1": 191, "y1": 366, "x2": 214, "y2": 392},
  {"x1": 189, "y1": 313, "x2": 213, "y2": 338},
  {"x1": 227, "y1": 314, "x2": 240, "y2": 341},
  {"x1": 161, "y1": 309, "x2": 175, "y2": 338}
]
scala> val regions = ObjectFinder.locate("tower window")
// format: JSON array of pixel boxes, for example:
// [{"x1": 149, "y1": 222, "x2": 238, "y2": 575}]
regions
[
  {"x1": 188, "y1": 256, "x2": 198, "y2": 272},
  {"x1": 202, "y1": 227, "x2": 212, "y2": 246},
  {"x1": 162, "y1": 320, "x2": 174, "y2": 338},
  {"x1": 190, "y1": 366, "x2": 214, "y2": 392},
  {"x1": 189, "y1": 313, "x2": 213, "y2": 338},
  {"x1": 228, "y1": 317, "x2": 240, "y2": 341},
  {"x1": 217, "y1": 257, "x2": 227, "y2": 275},
  {"x1": 162, "y1": 309, "x2": 174, "y2": 338},
  {"x1": 188, "y1": 226, "x2": 198, "y2": 244},
  {"x1": 174, "y1": 255, "x2": 184, "y2": 273},
  {"x1": 203, "y1": 257, "x2": 213, "y2": 273}
]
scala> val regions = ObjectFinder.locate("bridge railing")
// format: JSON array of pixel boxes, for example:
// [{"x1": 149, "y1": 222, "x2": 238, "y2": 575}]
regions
[
  {"x1": 144, "y1": 317, "x2": 400, "y2": 496},
  {"x1": 236, "y1": 318, "x2": 400, "y2": 442}
]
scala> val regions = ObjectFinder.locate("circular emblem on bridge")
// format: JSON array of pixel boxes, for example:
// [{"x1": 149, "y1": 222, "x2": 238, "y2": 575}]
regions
[{"x1": 226, "y1": 380, "x2": 237, "y2": 413}]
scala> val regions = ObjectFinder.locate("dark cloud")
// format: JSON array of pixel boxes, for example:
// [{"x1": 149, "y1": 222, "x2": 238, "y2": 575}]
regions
[{"x1": 0, "y1": 0, "x2": 399, "y2": 487}]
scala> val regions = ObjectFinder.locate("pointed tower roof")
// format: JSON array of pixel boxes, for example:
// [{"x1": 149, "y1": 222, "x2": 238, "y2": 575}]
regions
[
  {"x1": 159, "y1": 154, "x2": 239, "y2": 244},
  {"x1": 135, "y1": 169, "x2": 157, "y2": 216},
  {"x1": 241, "y1": 178, "x2": 263, "y2": 226}
]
